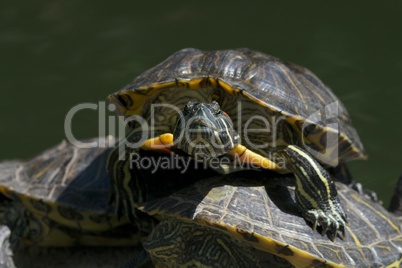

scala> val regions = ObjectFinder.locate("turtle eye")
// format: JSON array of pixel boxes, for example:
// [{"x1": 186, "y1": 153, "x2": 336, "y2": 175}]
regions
[
  {"x1": 211, "y1": 101, "x2": 221, "y2": 115},
  {"x1": 183, "y1": 101, "x2": 194, "y2": 114}
]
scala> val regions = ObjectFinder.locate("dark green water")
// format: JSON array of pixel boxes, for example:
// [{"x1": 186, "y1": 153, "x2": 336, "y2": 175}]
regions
[{"x1": 1, "y1": 1, "x2": 401, "y2": 206}]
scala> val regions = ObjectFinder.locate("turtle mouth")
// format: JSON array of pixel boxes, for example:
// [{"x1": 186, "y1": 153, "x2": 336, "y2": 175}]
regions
[{"x1": 188, "y1": 119, "x2": 218, "y2": 132}]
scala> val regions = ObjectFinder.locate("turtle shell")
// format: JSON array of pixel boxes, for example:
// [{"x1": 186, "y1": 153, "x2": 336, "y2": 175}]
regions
[
  {"x1": 0, "y1": 226, "x2": 14, "y2": 268},
  {"x1": 0, "y1": 137, "x2": 146, "y2": 246},
  {"x1": 140, "y1": 172, "x2": 402, "y2": 267},
  {"x1": 0, "y1": 137, "x2": 115, "y2": 212},
  {"x1": 109, "y1": 48, "x2": 366, "y2": 165}
]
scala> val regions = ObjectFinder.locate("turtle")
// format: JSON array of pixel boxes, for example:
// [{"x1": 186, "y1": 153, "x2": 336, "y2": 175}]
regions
[
  {"x1": 2, "y1": 136, "x2": 399, "y2": 267},
  {"x1": 0, "y1": 225, "x2": 15, "y2": 268},
  {"x1": 107, "y1": 48, "x2": 367, "y2": 240},
  {"x1": 134, "y1": 170, "x2": 402, "y2": 267},
  {"x1": 0, "y1": 136, "x2": 148, "y2": 247}
]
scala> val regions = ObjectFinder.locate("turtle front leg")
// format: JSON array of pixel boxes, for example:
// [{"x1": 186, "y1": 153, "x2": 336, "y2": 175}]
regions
[
  {"x1": 228, "y1": 144, "x2": 288, "y2": 173},
  {"x1": 280, "y1": 145, "x2": 347, "y2": 241},
  {"x1": 140, "y1": 133, "x2": 174, "y2": 153}
]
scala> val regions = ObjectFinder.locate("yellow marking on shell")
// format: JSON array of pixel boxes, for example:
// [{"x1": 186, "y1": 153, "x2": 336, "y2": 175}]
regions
[
  {"x1": 20, "y1": 194, "x2": 129, "y2": 232},
  {"x1": 217, "y1": 79, "x2": 236, "y2": 94},
  {"x1": 276, "y1": 64, "x2": 306, "y2": 105},
  {"x1": 185, "y1": 78, "x2": 204, "y2": 89},
  {"x1": 284, "y1": 116, "x2": 301, "y2": 130},
  {"x1": 115, "y1": 79, "x2": 206, "y2": 117},
  {"x1": 376, "y1": 244, "x2": 392, "y2": 250},
  {"x1": 214, "y1": 220, "x2": 343, "y2": 268},
  {"x1": 115, "y1": 88, "x2": 159, "y2": 116},
  {"x1": 219, "y1": 78, "x2": 269, "y2": 112},
  {"x1": 143, "y1": 81, "x2": 177, "y2": 90},
  {"x1": 208, "y1": 77, "x2": 218, "y2": 87},
  {"x1": 32, "y1": 162, "x2": 54, "y2": 179},
  {"x1": 386, "y1": 259, "x2": 402, "y2": 268},
  {"x1": 61, "y1": 147, "x2": 79, "y2": 186},
  {"x1": 350, "y1": 194, "x2": 401, "y2": 233},
  {"x1": 344, "y1": 225, "x2": 362, "y2": 247},
  {"x1": 120, "y1": 80, "x2": 177, "y2": 115},
  {"x1": 17, "y1": 193, "x2": 137, "y2": 246},
  {"x1": 0, "y1": 186, "x2": 13, "y2": 199},
  {"x1": 287, "y1": 115, "x2": 367, "y2": 163},
  {"x1": 143, "y1": 209, "x2": 350, "y2": 267}
]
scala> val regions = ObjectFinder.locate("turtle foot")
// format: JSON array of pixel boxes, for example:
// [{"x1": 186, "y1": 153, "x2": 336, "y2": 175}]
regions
[
  {"x1": 303, "y1": 208, "x2": 347, "y2": 241},
  {"x1": 351, "y1": 182, "x2": 381, "y2": 204}
]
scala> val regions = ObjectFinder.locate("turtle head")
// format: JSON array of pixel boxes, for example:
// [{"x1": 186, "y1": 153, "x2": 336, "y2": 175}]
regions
[{"x1": 173, "y1": 101, "x2": 239, "y2": 159}]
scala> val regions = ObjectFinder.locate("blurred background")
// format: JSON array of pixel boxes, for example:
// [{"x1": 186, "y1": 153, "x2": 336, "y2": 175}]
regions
[{"x1": 0, "y1": 1, "x2": 401, "y2": 206}]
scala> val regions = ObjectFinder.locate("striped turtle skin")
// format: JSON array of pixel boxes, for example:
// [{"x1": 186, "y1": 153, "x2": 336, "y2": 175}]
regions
[
  {"x1": 107, "y1": 49, "x2": 367, "y2": 239},
  {"x1": 139, "y1": 171, "x2": 402, "y2": 267},
  {"x1": 173, "y1": 101, "x2": 240, "y2": 159},
  {"x1": 0, "y1": 137, "x2": 149, "y2": 246}
]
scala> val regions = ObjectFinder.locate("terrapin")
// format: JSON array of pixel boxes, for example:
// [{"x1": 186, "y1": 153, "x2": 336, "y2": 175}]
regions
[
  {"x1": 108, "y1": 48, "x2": 367, "y2": 239},
  {"x1": 135, "y1": 170, "x2": 402, "y2": 267},
  {"x1": 0, "y1": 136, "x2": 147, "y2": 246}
]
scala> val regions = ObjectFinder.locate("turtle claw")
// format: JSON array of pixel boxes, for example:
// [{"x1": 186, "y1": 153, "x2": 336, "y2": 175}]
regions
[
  {"x1": 321, "y1": 219, "x2": 330, "y2": 236},
  {"x1": 351, "y1": 182, "x2": 381, "y2": 203},
  {"x1": 312, "y1": 219, "x2": 318, "y2": 231},
  {"x1": 304, "y1": 209, "x2": 347, "y2": 241},
  {"x1": 339, "y1": 225, "x2": 346, "y2": 240}
]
